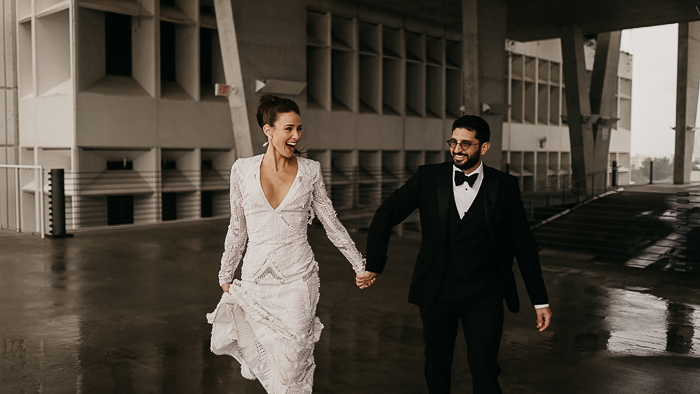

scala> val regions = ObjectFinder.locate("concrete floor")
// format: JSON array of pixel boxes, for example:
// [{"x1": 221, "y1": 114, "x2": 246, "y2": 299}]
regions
[{"x1": 1, "y1": 220, "x2": 700, "y2": 393}]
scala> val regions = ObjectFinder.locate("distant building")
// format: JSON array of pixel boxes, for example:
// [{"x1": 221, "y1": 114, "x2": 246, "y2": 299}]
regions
[
  {"x1": 631, "y1": 154, "x2": 645, "y2": 169},
  {"x1": 1, "y1": 0, "x2": 632, "y2": 233},
  {"x1": 503, "y1": 40, "x2": 632, "y2": 190},
  {"x1": 5, "y1": 0, "x2": 234, "y2": 232}
]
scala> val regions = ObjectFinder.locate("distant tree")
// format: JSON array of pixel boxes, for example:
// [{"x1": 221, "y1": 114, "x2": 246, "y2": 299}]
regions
[{"x1": 632, "y1": 157, "x2": 674, "y2": 183}]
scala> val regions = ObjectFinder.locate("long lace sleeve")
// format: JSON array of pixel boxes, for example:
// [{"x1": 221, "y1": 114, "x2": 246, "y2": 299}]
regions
[
  {"x1": 218, "y1": 162, "x2": 248, "y2": 286},
  {"x1": 311, "y1": 162, "x2": 365, "y2": 275}
]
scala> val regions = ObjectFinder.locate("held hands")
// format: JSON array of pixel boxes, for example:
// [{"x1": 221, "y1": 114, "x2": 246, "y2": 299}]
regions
[
  {"x1": 536, "y1": 307, "x2": 553, "y2": 332},
  {"x1": 223, "y1": 273, "x2": 378, "y2": 291},
  {"x1": 356, "y1": 271, "x2": 377, "y2": 289}
]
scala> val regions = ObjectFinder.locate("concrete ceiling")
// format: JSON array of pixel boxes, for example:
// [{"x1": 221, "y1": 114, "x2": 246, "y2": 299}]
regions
[{"x1": 359, "y1": 0, "x2": 700, "y2": 41}]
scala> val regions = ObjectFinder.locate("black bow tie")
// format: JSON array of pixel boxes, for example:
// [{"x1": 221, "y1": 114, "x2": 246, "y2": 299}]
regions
[{"x1": 455, "y1": 171, "x2": 478, "y2": 187}]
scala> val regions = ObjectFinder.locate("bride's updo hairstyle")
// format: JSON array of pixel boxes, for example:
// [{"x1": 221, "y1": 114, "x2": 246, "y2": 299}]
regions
[{"x1": 256, "y1": 94, "x2": 300, "y2": 129}]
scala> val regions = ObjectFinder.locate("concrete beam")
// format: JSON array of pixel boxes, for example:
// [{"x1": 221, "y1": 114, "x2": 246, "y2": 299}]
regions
[
  {"x1": 508, "y1": 0, "x2": 700, "y2": 43},
  {"x1": 462, "y1": 0, "x2": 507, "y2": 170},
  {"x1": 590, "y1": 32, "x2": 621, "y2": 118},
  {"x1": 214, "y1": 0, "x2": 254, "y2": 159},
  {"x1": 674, "y1": 21, "x2": 700, "y2": 184},
  {"x1": 360, "y1": 0, "x2": 700, "y2": 43}
]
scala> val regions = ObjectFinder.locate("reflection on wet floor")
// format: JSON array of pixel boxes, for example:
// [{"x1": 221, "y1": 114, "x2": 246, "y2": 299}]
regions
[
  {"x1": 624, "y1": 204, "x2": 700, "y2": 273},
  {"x1": 605, "y1": 288, "x2": 697, "y2": 356}
]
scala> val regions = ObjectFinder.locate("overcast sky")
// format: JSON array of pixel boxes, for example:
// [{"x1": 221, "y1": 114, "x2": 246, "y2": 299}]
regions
[{"x1": 621, "y1": 24, "x2": 681, "y2": 158}]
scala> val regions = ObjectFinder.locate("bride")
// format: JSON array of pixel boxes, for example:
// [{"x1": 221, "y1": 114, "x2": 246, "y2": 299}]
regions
[{"x1": 207, "y1": 94, "x2": 374, "y2": 393}]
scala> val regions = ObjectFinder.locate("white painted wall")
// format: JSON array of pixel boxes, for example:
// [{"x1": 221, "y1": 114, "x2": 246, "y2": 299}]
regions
[{"x1": 76, "y1": 94, "x2": 157, "y2": 147}]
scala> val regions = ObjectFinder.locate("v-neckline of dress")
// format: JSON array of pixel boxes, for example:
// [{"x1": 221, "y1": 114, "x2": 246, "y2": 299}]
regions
[{"x1": 256, "y1": 155, "x2": 301, "y2": 212}]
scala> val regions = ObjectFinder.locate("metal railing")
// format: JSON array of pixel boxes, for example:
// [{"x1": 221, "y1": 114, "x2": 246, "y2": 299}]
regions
[
  {"x1": 630, "y1": 159, "x2": 676, "y2": 185},
  {"x1": 519, "y1": 169, "x2": 620, "y2": 222},
  {"x1": 0, "y1": 164, "x2": 46, "y2": 238},
  {"x1": 320, "y1": 165, "x2": 628, "y2": 233}
]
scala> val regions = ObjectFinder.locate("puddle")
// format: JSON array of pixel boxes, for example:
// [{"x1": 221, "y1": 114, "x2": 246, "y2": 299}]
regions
[{"x1": 605, "y1": 288, "x2": 698, "y2": 356}]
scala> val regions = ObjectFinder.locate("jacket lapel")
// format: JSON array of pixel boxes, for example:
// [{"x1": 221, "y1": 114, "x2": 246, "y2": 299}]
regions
[
  {"x1": 436, "y1": 162, "x2": 452, "y2": 234},
  {"x1": 482, "y1": 165, "x2": 499, "y2": 216}
]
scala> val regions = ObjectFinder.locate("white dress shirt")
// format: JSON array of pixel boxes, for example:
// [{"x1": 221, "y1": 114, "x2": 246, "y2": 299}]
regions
[
  {"x1": 452, "y1": 161, "x2": 549, "y2": 310},
  {"x1": 452, "y1": 163, "x2": 483, "y2": 219}
]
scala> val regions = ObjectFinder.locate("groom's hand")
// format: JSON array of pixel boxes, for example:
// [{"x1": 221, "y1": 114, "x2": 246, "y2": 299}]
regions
[
  {"x1": 536, "y1": 307, "x2": 552, "y2": 332},
  {"x1": 356, "y1": 271, "x2": 377, "y2": 289}
]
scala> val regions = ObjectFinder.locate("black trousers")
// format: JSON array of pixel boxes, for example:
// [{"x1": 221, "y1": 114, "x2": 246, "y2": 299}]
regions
[{"x1": 419, "y1": 284, "x2": 504, "y2": 394}]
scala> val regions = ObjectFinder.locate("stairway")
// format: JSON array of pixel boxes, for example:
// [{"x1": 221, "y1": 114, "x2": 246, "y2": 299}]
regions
[{"x1": 532, "y1": 191, "x2": 700, "y2": 274}]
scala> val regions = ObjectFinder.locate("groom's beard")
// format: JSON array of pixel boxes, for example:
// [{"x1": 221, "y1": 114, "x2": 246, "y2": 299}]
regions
[{"x1": 452, "y1": 149, "x2": 480, "y2": 170}]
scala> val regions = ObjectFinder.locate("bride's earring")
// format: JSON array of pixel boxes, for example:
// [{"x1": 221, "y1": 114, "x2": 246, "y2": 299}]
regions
[{"x1": 263, "y1": 134, "x2": 270, "y2": 147}]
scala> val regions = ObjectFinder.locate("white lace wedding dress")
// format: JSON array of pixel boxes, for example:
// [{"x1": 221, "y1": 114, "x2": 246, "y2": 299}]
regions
[{"x1": 206, "y1": 155, "x2": 365, "y2": 394}]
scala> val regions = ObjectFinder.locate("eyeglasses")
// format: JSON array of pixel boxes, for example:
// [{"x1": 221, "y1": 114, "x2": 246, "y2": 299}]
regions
[{"x1": 446, "y1": 139, "x2": 480, "y2": 150}]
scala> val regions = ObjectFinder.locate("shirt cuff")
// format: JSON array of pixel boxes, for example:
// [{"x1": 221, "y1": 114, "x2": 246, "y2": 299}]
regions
[{"x1": 534, "y1": 304, "x2": 550, "y2": 309}]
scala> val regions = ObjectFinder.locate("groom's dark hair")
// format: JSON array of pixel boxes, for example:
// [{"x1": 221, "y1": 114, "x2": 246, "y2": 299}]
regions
[{"x1": 452, "y1": 115, "x2": 490, "y2": 143}]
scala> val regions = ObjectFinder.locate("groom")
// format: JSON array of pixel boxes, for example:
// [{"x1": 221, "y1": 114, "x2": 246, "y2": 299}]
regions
[{"x1": 357, "y1": 115, "x2": 552, "y2": 393}]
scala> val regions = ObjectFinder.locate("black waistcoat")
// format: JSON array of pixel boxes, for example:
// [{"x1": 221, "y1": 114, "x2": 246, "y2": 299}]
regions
[{"x1": 439, "y1": 184, "x2": 500, "y2": 300}]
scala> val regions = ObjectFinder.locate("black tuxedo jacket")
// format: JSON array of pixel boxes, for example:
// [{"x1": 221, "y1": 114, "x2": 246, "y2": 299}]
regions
[{"x1": 366, "y1": 162, "x2": 549, "y2": 313}]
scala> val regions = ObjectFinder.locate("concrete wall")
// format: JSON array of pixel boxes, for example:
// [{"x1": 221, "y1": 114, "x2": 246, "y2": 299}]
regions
[
  {"x1": 18, "y1": 4, "x2": 73, "y2": 152},
  {"x1": 73, "y1": 2, "x2": 234, "y2": 152},
  {"x1": 1, "y1": 0, "x2": 17, "y2": 230},
  {"x1": 231, "y1": 0, "x2": 307, "y2": 152},
  {"x1": 233, "y1": 1, "x2": 633, "y2": 196},
  {"x1": 75, "y1": 94, "x2": 233, "y2": 149},
  {"x1": 7, "y1": 0, "x2": 635, "y2": 229},
  {"x1": 12, "y1": 1, "x2": 240, "y2": 229},
  {"x1": 299, "y1": 0, "x2": 459, "y2": 155},
  {"x1": 15, "y1": 2, "x2": 236, "y2": 156}
]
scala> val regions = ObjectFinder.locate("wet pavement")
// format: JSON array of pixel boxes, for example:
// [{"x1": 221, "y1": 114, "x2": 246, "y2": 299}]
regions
[{"x1": 1, "y1": 218, "x2": 700, "y2": 393}]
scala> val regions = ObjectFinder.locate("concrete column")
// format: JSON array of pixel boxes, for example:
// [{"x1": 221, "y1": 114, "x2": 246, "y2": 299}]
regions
[
  {"x1": 561, "y1": 25, "x2": 594, "y2": 194},
  {"x1": 590, "y1": 31, "x2": 621, "y2": 191},
  {"x1": 561, "y1": 28, "x2": 622, "y2": 194},
  {"x1": 674, "y1": 22, "x2": 700, "y2": 184},
  {"x1": 590, "y1": 32, "x2": 622, "y2": 118},
  {"x1": 1, "y1": 0, "x2": 17, "y2": 230},
  {"x1": 462, "y1": 0, "x2": 507, "y2": 170},
  {"x1": 214, "y1": 0, "x2": 254, "y2": 159}
]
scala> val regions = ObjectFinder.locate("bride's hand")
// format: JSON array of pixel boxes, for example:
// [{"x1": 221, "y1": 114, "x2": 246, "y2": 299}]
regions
[
  {"x1": 221, "y1": 282, "x2": 231, "y2": 293},
  {"x1": 356, "y1": 271, "x2": 377, "y2": 289}
]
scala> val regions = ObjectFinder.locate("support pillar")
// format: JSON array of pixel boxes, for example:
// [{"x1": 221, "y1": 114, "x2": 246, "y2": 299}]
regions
[
  {"x1": 674, "y1": 22, "x2": 700, "y2": 184},
  {"x1": 561, "y1": 25, "x2": 594, "y2": 194},
  {"x1": 561, "y1": 27, "x2": 621, "y2": 195},
  {"x1": 590, "y1": 31, "x2": 622, "y2": 192},
  {"x1": 462, "y1": 0, "x2": 507, "y2": 170},
  {"x1": 214, "y1": 0, "x2": 254, "y2": 159},
  {"x1": 48, "y1": 169, "x2": 72, "y2": 238}
]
